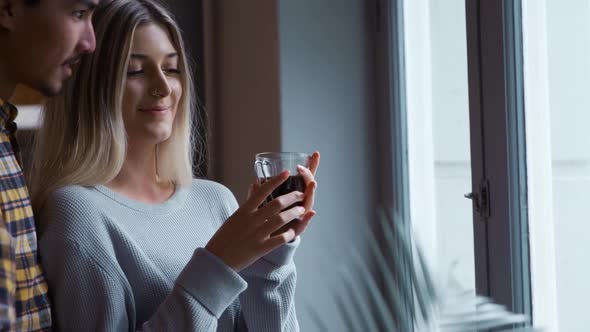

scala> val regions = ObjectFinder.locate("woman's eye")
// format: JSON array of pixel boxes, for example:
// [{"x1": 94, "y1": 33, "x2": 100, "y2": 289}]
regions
[
  {"x1": 73, "y1": 10, "x2": 86, "y2": 19},
  {"x1": 127, "y1": 70, "x2": 144, "y2": 76},
  {"x1": 164, "y1": 68, "x2": 181, "y2": 75}
]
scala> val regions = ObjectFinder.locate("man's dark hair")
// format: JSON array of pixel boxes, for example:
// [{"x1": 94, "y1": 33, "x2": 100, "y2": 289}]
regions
[{"x1": 24, "y1": 0, "x2": 41, "y2": 6}]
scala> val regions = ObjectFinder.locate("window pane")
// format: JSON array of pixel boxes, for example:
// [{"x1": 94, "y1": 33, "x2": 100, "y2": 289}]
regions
[
  {"x1": 404, "y1": 0, "x2": 474, "y2": 291},
  {"x1": 523, "y1": 0, "x2": 590, "y2": 331}
]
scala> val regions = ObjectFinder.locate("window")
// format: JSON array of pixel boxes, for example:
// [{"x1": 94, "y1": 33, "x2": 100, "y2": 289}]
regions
[
  {"x1": 384, "y1": 0, "x2": 533, "y2": 325},
  {"x1": 403, "y1": 0, "x2": 475, "y2": 293}
]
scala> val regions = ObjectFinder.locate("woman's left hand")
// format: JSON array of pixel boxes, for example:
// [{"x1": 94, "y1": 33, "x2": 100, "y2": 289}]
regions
[{"x1": 250, "y1": 151, "x2": 320, "y2": 238}]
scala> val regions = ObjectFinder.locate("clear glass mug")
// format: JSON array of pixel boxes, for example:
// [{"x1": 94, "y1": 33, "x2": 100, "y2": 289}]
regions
[{"x1": 254, "y1": 152, "x2": 309, "y2": 209}]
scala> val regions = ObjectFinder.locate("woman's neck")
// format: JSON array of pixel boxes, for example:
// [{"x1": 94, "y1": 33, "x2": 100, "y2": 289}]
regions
[{"x1": 106, "y1": 143, "x2": 174, "y2": 204}]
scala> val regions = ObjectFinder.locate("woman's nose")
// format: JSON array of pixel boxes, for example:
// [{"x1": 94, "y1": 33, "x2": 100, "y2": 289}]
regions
[{"x1": 150, "y1": 72, "x2": 172, "y2": 98}]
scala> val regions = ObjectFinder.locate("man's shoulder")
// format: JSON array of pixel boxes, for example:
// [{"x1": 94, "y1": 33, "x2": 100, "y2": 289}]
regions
[{"x1": 0, "y1": 135, "x2": 20, "y2": 177}]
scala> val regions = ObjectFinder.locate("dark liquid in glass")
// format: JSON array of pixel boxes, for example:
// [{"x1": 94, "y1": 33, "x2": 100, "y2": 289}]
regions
[{"x1": 264, "y1": 175, "x2": 307, "y2": 210}]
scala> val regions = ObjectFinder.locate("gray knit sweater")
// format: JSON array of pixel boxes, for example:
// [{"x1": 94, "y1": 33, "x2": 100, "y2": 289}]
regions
[{"x1": 38, "y1": 179, "x2": 300, "y2": 332}]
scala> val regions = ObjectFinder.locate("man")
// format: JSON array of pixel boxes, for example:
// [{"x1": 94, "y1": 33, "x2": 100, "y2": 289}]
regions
[{"x1": 0, "y1": 0, "x2": 98, "y2": 330}]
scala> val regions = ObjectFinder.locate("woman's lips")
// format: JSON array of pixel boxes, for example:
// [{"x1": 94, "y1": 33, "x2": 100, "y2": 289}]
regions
[{"x1": 139, "y1": 106, "x2": 171, "y2": 114}]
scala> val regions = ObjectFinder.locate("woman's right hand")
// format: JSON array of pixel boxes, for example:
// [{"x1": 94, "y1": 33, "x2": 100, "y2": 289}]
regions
[{"x1": 205, "y1": 170, "x2": 315, "y2": 272}]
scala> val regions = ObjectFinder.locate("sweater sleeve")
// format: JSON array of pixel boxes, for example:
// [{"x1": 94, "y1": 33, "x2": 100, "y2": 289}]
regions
[
  {"x1": 218, "y1": 186, "x2": 301, "y2": 331},
  {"x1": 40, "y1": 233, "x2": 248, "y2": 332},
  {"x1": 144, "y1": 247, "x2": 248, "y2": 331},
  {"x1": 237, "y1": 237, "x2": 300, "y2": 332}
]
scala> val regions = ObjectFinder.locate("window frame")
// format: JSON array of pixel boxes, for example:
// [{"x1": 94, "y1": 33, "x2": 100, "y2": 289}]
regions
[{"x1": 375, "y1": 1, "x2": 415, "y2": 330}]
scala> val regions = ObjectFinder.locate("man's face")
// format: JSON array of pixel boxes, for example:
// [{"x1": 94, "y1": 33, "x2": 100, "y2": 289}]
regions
[{"x1": 1, "y1": 0, "x2": 98, "y2": 96}]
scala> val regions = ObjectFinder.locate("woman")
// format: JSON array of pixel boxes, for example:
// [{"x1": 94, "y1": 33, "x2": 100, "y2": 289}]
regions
[{"x1": 29, "y1": 0, "x2": 319, "y2": 331}]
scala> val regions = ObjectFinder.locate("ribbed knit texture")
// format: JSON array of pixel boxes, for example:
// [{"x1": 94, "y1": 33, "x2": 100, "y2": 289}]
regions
[{"x1": 38, "y1": 179, "x2": 300, "y2": 331}]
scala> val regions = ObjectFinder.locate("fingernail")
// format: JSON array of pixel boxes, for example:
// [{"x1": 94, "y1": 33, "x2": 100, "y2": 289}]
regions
[
  {"x1": 304, "y1": 211, "x2": 315, "y2": 221},
  {"x1": 298, "y1": 207, "x2": 306, "y2": 214}
]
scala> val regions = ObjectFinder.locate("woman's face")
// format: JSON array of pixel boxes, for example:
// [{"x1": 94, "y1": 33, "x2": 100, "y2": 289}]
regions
[{"x1": 122, "y1": 22, "x2": 182, "y2": 146}]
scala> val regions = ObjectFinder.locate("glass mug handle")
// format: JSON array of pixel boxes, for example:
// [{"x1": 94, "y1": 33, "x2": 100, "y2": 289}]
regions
[
  {"x1": 254, "y1": 160, "x2": 271, "y2": 181},
  {"x1": 254, "y1": 160, "x2": 274, "y2": 201}
]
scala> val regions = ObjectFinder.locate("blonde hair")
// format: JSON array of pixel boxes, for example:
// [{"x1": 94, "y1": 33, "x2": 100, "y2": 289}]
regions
[{"x1": 29, "y1": 0, "x2": 197, "y2": 217}]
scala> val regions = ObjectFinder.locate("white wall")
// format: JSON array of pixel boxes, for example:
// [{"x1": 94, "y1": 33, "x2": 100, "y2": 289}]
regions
[{"x1": 544, "y1": 0, "x2": 590, "y2": 330}]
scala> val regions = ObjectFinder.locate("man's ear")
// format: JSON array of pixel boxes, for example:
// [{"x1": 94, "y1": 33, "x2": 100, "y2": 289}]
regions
[{"x1": 0, "y1": 0, "x2": 17, "y2": 31}]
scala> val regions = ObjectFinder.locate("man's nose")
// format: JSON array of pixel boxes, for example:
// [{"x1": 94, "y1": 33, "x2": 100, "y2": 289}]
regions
[{"x1": 77, "y1": 22, "x2": 97, "y2": 54}]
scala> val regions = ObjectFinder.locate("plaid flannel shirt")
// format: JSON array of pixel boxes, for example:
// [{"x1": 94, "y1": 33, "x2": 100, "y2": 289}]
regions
[{"x1": 0, "y1": 99, "x2": 51, "y2": 331}]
